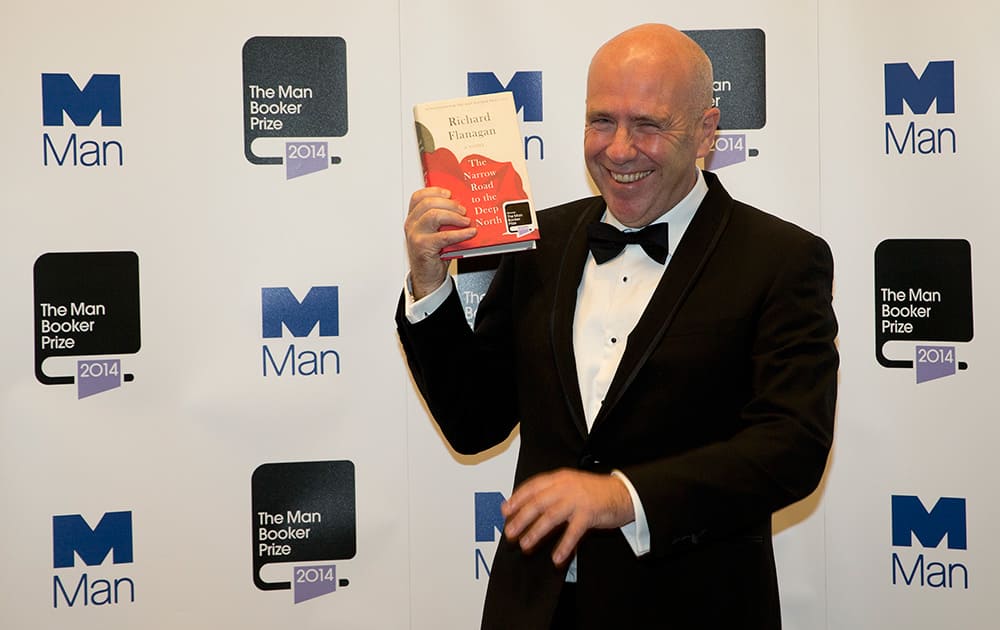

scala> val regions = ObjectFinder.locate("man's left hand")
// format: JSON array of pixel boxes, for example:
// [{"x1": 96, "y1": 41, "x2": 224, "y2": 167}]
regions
[{"x1": 501, "y1": 469, "x2": 635, "y2": 566}]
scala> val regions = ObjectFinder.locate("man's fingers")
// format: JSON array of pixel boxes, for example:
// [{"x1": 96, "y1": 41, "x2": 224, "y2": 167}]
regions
[
  {"x1": 503, "y1": 475, "x2": 572, "y2": 551},
  {"x1": 432, "y1": 208, "x2": 472, "y2": 229},
  {"x1": 425, "y1": 226, "x2": 477, "y2": 252},
  {"x1": 502, "y1": 495, "x2": 545, "y2": 542},
  {"x1": 502, "y1": 475, "x2": 547, "y2": 516},
  {"x1": 501, "y1": 472, "x2": 559, "y2": 536},
  {"x1": 407, "y1": 205, "x2": 473, "y2": 250},
  {"x1": 408, "y1": 186, "x2": 452, "y2": 211},
  {"x1": 553, "y1": 517, "x2": 589, "y2": 566},
  {"x1": 410, "y1": 212, "x2": 476, "y2": 252},
  {"x1": 407, "y1": 187, "x2": 464, "y2": 219},
  {"x1": 517, "y1": 498, "x2": 571, "y2": 553}
]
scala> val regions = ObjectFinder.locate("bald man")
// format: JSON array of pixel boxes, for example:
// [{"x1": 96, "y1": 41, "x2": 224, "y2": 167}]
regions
[{"x1": 397, "y1": 23, "x2": 838, "y2": 629}]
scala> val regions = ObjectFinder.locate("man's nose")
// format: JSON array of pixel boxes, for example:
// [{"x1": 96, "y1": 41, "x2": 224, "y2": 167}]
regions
[{"x1": 606, "y1": 126, "x2": 637, "y2": 162}]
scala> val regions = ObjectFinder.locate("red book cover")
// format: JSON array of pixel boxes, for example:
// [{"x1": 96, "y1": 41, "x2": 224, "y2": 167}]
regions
[{"x1": 413, "y1": 92, "x2": 539, "y2": 259}]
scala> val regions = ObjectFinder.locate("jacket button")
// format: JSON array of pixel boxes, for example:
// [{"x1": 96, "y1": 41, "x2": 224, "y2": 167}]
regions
[{"x1": 578, "y1": 453, "x2": 600, "y2": 469}]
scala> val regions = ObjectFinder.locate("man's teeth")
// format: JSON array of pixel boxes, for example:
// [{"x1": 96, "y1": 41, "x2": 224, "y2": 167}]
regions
[{"x1": 611, "y1": 170, "x2": 651, "y2": 183}]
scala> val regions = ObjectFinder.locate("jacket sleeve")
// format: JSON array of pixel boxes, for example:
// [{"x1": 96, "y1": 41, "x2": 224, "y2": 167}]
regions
[{"x1": 395, "y1": 258, "x2": 522, "y2": 455}]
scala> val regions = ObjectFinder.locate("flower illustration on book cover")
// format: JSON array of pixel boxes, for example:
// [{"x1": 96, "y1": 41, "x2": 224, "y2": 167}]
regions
[{"x1": 421, "y1": 147, "x2": 534, "y2": 240}]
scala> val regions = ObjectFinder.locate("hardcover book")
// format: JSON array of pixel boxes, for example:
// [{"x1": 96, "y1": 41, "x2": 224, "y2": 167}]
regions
[{"x1": 413, "y1": 92, "x2": 539, "y2": 259}]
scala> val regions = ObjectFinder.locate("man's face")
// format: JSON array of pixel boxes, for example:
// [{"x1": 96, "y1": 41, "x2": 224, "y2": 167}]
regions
[{"x1": 584, "y1": 56, "x2": 717, "y2": 227}]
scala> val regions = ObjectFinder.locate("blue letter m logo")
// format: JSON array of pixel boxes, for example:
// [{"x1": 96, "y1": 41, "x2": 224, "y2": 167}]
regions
[
  {"x1": 468, "y1": 72, "x2": 543, "y2": 122},
  {"x1": 52, "y1": 511, "x2": 133, "y2": 568},
  {"x1": 475, "y1": 492, "x2": 506, "y2": 542},
  {"x1": 891, "y1": 495, "x2": 966, "y2": 550},
  {"x1": 884, "y1": 61, "x2": 955, "y2": 115},
  {"x1": 41, "y1": 73, "x2": 122, "y2": 127},
  {"x1": 262, "y1": 286, "x2": 339, "y2": 338}
]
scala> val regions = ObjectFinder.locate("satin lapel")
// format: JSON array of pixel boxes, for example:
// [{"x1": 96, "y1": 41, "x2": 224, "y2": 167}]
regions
[
  {"x1": 591, "y1": 173, "x2": 734, "y2": 433},
  {"x1": 549, "y1": 197, "x2": 606, "y2": 438}
]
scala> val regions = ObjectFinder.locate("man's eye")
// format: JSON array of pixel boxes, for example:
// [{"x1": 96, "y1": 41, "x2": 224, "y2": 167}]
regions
[{"x1": 588, "y1": 118, "x2": 613, "y2": 130}]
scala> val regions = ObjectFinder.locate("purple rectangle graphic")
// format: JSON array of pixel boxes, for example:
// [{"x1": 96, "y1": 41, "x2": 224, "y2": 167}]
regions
[
  {"x1": 293, "y1": 564, "x2": 337, "y2": 603},
  {"x1": 915, "y1": 345, "x2": 957, "y2": 383},
  {"x1": 286, "y1": 142, "x2": 329, "y2": 179},
  {"x1": 77, "y1": 359, "x2": 122, "y2": 399}
]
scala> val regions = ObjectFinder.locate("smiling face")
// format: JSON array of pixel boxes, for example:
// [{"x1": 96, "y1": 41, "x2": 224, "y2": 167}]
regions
[{"x1": 584, "y1": 25, "x2": 719, "y2": 227}]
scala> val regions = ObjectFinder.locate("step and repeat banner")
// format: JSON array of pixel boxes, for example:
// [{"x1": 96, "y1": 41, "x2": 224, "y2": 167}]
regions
[
  {"x1": 819, "y1": 2, "x2": 1000, "y2": 627},
  {"x1": 1, "y1": 1, "x2": 995, "y2": 628}
]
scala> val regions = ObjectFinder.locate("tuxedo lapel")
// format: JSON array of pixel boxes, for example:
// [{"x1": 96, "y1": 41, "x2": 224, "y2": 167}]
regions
[
  {"x1": 549, "y1": 196, "x2": 606, "y2": 437},
  {"x1": 591, "y1": 173, "x2": 734, "y2": 433}
]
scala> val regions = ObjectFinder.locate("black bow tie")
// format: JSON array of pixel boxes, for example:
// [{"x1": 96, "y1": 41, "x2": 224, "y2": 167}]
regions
[{"x1": 586, "y1": 221, "x2": 669, "y2": 264}]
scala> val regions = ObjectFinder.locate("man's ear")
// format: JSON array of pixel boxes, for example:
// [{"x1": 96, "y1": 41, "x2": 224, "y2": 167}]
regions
[{"x1": 695, "y1": 107, "x2": 721, "y2": 159}]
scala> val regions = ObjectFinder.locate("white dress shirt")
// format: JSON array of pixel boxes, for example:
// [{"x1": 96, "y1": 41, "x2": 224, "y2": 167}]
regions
[{"x1": 566, "y1": 169, "x2": 706, "y2": 579}]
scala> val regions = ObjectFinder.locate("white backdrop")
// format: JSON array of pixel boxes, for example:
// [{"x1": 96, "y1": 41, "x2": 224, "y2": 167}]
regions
[{"x1": 1, "y1": 1, "x2": 995, "y2": 628}]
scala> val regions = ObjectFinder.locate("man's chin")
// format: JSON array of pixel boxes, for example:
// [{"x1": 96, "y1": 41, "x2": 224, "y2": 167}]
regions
[{"x1": 603, "y1": 201, "x2": 654, "y2": 227}]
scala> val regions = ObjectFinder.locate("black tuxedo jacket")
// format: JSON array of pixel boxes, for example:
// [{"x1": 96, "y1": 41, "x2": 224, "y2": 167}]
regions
[{"x1": 396, "y1": 171, "x2": 838, "y2": 629}]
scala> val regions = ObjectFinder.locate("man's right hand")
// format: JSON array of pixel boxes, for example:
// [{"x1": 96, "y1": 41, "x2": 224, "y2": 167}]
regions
[{"x1": 404, "y1": 187, "x2": 477, "y2": 300}]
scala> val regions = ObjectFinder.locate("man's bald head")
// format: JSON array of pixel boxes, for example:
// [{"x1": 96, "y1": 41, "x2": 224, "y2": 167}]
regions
[{"x1": 589, "y1": 23, "x2": 714, "y2": 122}]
